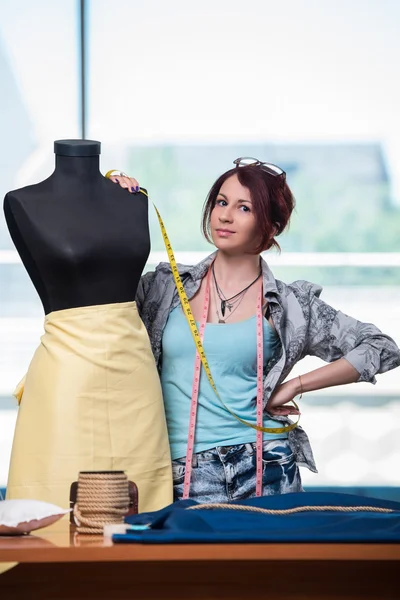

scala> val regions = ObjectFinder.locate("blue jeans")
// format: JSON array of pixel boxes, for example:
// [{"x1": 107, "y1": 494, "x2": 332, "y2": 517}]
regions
[{"x1": 172, "y1": 438, "x2": 303, "y2": 503}]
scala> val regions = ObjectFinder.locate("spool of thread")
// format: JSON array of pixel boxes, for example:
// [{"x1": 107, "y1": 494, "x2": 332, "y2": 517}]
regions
[{"x1": 73, "y1": 471, "x2": 130, "y2": 534}]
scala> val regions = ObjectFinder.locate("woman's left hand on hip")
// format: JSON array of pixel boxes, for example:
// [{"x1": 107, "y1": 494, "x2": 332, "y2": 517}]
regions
[{"x1": 266, "y1": 380, "x2": 301, "y2": 416}]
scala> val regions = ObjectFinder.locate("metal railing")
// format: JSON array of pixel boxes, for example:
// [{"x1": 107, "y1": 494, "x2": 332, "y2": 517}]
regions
[{"x1": 2, "y1": 250, "x2": 400, "y2": 267}]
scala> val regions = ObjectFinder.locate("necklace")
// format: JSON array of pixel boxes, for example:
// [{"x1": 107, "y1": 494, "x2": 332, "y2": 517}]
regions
[
  {"x1": 212, "y1": 262, "x2": 262, "y2": 318},
  {"x1": 212, "y1": 277, "x2": 248, "y2": 323}
]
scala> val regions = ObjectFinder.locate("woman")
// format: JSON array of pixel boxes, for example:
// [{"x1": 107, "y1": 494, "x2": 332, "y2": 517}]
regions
[{"x1": 108, "y1": 157, "x2": 400, "y2": 503}]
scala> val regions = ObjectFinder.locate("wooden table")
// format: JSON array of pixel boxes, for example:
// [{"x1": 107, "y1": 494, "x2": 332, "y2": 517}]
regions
[{"x1": 1, "y1": 521, "x2": 399, "y2": 599}]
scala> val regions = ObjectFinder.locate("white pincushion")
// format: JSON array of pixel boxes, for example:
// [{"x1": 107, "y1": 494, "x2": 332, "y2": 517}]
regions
[{"x1": 0, "y1": 499, "x2": 70, "y2": 535}]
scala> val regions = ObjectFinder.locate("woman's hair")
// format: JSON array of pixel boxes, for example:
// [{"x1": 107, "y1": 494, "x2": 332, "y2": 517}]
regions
[{"x1": 201, "y1": 165, "x2": 295, "y2": 254}]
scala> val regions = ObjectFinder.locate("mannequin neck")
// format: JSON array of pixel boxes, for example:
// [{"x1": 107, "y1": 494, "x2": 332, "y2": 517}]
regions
[{"x1": 53, "y1": 154, "x2": 101, "y2": 181}]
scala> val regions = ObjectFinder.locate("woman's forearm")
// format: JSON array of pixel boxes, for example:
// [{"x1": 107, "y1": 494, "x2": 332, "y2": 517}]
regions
[{"x1": 289, "y1": 358, "x2": 360, "y2": 396}]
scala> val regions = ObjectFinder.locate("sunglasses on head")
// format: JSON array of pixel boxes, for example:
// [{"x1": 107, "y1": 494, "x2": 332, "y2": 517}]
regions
[{"x1": 233, "y1": 157, "x2": 286, "y2": 180}]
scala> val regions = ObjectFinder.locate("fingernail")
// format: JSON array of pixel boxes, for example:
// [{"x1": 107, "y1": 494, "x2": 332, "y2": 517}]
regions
[
  {"x1": 131, "y1": 187, "x2": 135, "y2": 193},
  {"x1": 113, "y1": 178, "x2": 119, "y2": 183},
  {"x1": 135, "y1": 186, "x2": 140, "y2": 192}
]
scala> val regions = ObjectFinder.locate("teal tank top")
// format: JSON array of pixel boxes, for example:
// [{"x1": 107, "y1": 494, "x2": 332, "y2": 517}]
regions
[{"x1": 161, "y1": 305, "x2": 287, "y2": 460}]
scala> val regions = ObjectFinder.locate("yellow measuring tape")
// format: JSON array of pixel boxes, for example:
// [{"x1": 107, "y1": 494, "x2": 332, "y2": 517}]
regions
[{"x1": 105, "y1": 171, "x2": 299, "y2": 434}]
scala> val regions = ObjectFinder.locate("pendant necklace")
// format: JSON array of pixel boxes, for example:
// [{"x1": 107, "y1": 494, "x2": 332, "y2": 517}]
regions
[
  {"x1": 212, "y1": 262, "x2": 262, "y2": 319},
  {"x1": 212, "y1": 277, "x2": 249, "y2": 323}
]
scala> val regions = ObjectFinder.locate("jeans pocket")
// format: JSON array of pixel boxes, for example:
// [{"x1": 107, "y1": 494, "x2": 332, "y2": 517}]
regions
[
  {"x1": 171, "y1": 459, "x2": 186, "y2": 485},
  {"x1": 261, "y1": 439, "x2": 300, "y2": 492},
  {"x1": 262, "y1": 439, "x2": 295, "y2": 466}
]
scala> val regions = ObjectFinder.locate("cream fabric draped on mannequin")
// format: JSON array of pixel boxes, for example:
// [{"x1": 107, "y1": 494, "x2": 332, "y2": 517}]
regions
[{"x1": 6, "y1": 301, "x2": 173, "y2": 512}]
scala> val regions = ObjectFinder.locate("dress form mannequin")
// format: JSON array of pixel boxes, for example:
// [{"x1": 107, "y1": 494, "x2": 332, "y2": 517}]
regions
[
  {"x1": 4, "y1": 140, "x2": 148, "y2": 313},
  {"x1": 4, "y1": 140, "x2": 172, "y2": 511}
]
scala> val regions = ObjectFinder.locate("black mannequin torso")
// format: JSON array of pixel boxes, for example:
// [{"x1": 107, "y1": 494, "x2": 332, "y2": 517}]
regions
[{"x1": 3, "y1": 140, "x2": 150, "y2": 314}]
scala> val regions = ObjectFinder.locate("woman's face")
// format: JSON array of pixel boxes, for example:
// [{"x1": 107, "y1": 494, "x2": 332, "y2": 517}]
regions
[{"x1": 210, "y1": 174, "x2": 259, "y2": 254}]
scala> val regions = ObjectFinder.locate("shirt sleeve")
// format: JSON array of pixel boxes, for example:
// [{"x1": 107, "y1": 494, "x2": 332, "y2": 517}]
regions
[
  {"x1": 135, "y1": 270, "x2": 156, "y2": 316},
  {"x1": 306, "y1": 288, "x2": 400, "y2": 384}
]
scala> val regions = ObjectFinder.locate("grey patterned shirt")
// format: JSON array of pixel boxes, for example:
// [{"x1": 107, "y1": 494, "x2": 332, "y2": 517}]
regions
[{"x1": 136, "y1": 250, "x2": 400, "y2": 473}]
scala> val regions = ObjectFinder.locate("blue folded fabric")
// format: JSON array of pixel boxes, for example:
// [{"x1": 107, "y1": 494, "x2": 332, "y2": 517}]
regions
[{"x1": 112, "y1": 492, "x2": 400, "y2": 544}]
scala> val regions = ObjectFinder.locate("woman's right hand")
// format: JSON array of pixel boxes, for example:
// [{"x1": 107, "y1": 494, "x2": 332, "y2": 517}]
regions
[{"x1": 108, "y1": 173, "x2": 141, "y2": 194}]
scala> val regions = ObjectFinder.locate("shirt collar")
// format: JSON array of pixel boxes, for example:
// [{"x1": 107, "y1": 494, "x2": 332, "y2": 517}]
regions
[{"x1": 157, "y1": 250, "x2": 280, "y2": 298}]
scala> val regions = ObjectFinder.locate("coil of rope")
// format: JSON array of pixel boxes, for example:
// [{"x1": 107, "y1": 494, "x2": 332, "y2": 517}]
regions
[{"x1": 73, "y1": 472, "x2": 130, "y2": 534}]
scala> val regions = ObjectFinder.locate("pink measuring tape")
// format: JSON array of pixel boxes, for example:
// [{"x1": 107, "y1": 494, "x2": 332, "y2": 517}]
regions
[{"x1": 183, "y1": 265, "x2": 265, "y2": 498}]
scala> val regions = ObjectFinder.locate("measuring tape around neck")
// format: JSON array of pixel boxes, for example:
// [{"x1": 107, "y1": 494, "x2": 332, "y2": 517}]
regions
[{"x1": 182, "y1": 267, "x2": 267, "y2": 497}]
